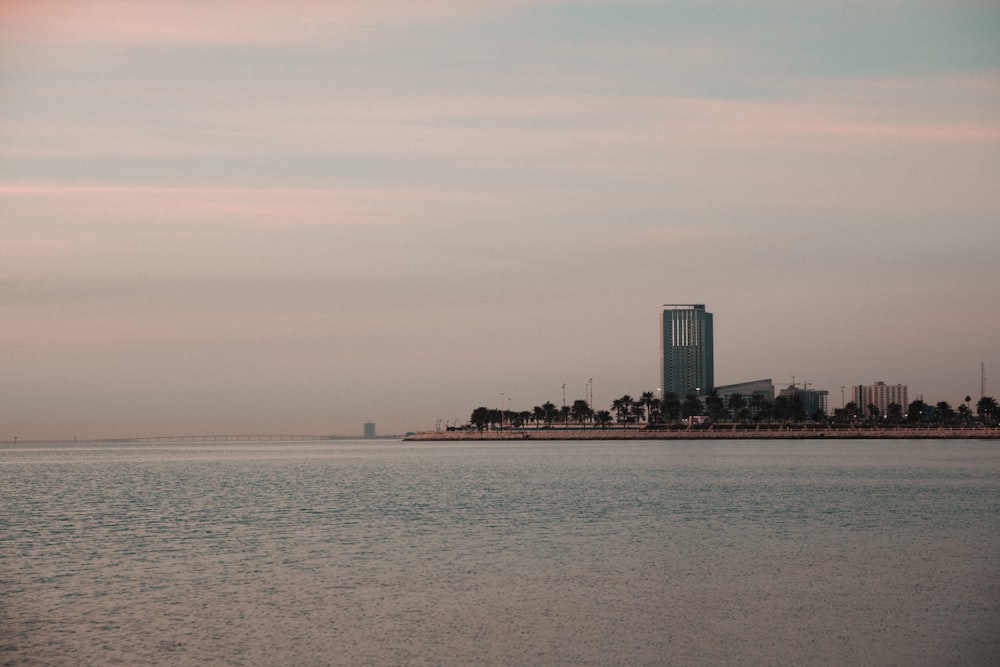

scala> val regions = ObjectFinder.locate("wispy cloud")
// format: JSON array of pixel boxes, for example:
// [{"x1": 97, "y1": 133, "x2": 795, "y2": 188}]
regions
[
  {"x1": 9, "y1": 73, "x2": 995, "y2": 162},
  {"x1": 0, "y1": 183, "x2": 495, "y2": 227},
  {"x1": 0, "y1": 0, "x2": 548, "y2": 46},
  {"x1": 5, "y1": 69, "x2": 997, "y2": 225}
]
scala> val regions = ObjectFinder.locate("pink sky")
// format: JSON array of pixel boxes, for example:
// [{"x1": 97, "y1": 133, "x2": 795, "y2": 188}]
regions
[{"x1": 2, "y1": 1, "x2": 998, "y2": 439}]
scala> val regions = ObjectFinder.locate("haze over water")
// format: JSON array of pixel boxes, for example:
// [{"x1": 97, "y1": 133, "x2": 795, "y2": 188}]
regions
[{"x1": 2, "y1": 438, "x2": 998, "y2": 666}]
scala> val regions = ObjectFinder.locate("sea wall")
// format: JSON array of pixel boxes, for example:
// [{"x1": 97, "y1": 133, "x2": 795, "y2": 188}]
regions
[{"x1": 404, "y1": 426, "x2": 1000, "y2": 441}]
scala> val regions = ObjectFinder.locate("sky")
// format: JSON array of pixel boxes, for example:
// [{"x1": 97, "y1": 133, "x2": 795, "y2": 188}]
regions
[{"x1": 2, "y1": 0, "x2": 999, "y2": 439}]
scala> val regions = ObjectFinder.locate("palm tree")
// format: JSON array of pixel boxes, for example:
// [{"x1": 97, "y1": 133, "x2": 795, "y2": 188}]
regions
[
  {"x1": 489, "y1": 408, "x2": 503, "y2": 430},
  {"x1": 594, "y1": 410, "x2": 613, "y2": 428},
  {"x1": 540, "y1": 401, "x2": 558, "y2": 427},
  {"x1": 935, "y1": 401, "x2": 955, "y2": 425},
  {"x1": 976, "y1": 396, "x2": 998, "y2": 424},
  {"x1": 727, "y1": 392, "x2": 746, "y2": 423},
  {"x1": 681, "y1": 394, "x2": 703, "y2": 420},
  {"x1": 559, "y1": 405, "x2": 571, "y2": 425},
  {"x1": 907, "y1": 399, "x2": 927, "y2": 423},
  {"x1": 639, "y1": 391, "x2": 658, "y2": 423},
  {"x1": 757, "y1": 398, "x2": 775, "y2": 423},
  {"x1": 662, "y1": 392, "x2": 681, "y2": 422},
  {"x1": 612, "y1": 394, "x2": 634, "y2": 424},
  {"x1": 886, "y1": 403, "x2": 904, "y2": 424},
  {"x1": 571, "y1": 399, "x2": 593, "y2": 426},
  {"x1": 611, "y1": 397, "x2": 624, "y2": 423},
  {"x1": 957, "y1": 403, "x2": 971, "y2": 425},
  {"x1": 621, "y1": 394, "x2": 635, "y2": 422},
  {"x1": 705, "y1": 390, "x2": 725, "y2": 422},
  {"x1": 773, "y1": 395, "x2": 791, "y2": 423},
  {"x1": 470, "y1": 406, "x2": 491, "y2": 431}
]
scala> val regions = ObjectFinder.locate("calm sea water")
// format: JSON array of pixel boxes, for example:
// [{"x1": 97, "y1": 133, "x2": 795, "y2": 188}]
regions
[{"x1": 1, "y1": 439, "x2": 998, "y2": 666}]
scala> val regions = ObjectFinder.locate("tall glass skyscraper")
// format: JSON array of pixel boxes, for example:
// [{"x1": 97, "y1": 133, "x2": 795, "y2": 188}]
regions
[{"x1": 661, "y1": 304, "x2": 714, "y2": 398}]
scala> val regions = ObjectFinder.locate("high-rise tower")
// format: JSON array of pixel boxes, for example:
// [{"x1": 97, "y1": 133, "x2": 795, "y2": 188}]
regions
[{"x1": 661, "y1": 304, "x2": 714, "y2": 398}]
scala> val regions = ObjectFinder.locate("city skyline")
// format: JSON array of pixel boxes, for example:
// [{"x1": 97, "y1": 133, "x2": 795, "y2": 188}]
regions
[{"x1": 2, "y1": 1, "x2": 999, "y2": 440}]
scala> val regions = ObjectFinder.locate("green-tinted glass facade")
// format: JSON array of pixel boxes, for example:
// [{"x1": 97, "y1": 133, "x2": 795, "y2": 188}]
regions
[{"x1": 661, "y1": 304, "x2": 714, "y2": 398}]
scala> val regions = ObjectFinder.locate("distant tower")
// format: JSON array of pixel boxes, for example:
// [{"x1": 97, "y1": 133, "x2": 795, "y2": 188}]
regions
[
  {"x1": 661, "y1": 304, "x2": 714, "y2": 398},
  {"x1": 363, "y1": 422, "x2": 376, "y2": 439}
]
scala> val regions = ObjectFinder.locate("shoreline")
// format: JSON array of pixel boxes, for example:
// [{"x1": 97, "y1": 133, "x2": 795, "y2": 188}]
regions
[{"x1": 404, "y1": 425, "x2": 1000, "y2": 441}]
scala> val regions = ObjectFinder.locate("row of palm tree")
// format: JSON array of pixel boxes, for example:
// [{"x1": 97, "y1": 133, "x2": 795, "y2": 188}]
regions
[
  {"x1": 837, "y1": 396, "x2": 1000, "y2": 425},
  {"x1": 466, "y1": 391, "x2": 999, "y2": 431}
]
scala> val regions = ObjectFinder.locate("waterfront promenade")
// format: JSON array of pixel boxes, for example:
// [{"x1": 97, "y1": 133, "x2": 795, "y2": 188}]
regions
[{"x1": 405, "y1": 425, "x2": 1000, "y2": 441}]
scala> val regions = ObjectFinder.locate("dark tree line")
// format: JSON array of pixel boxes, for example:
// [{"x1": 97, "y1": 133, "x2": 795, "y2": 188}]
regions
[
  {"x1": 836, "y1": 395, "x2": 999, "y2": 426},
  {"x1": 465, "y1": 391, "x2": 999, "y2": 431}
]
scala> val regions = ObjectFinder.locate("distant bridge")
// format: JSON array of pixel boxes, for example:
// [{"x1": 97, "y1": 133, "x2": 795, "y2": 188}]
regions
[{"x1": 121, "y1": 434, "x2": 340, "y2": 443}]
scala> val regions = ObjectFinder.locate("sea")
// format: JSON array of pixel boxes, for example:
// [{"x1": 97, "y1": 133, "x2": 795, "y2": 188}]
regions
[{"x1": 1, "y1": 438, "x2": 998, "y2": 666}]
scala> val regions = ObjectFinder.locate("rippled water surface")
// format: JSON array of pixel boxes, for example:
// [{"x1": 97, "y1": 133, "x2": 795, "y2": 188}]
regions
[{"x1": 2, "y1": 439, "x2": 999, "y2": 666}]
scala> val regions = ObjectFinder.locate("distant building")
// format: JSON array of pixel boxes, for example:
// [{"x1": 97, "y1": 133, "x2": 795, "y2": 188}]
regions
[
  {"x1": 852, "y1": 382, "x2": 908, "y2": 419},
  {"x1": 713, "y1": 379, "x2": 775, "y2": 418},
  {"x1": 363, "y1": 422, "x2": 376, "y2": 438},
  {"x1": 713, "y1": 379, "x2": 775, "y2": 403},
  {"x1": 661, "y1": 304, "x2": 714, "y2": 398},
  {"x1": 779, "y1": 384, "x2": 830, "y2": 418}
]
